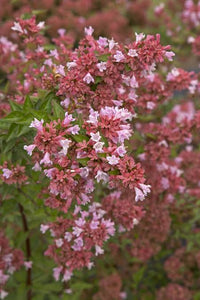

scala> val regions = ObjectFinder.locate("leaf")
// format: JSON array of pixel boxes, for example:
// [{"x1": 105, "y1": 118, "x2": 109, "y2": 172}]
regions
[
  {"x1": 72, "y1": 134, "x2": 89, "y2": 143},
  {"x1": 23, "y1": 95, "x2": 33, "y2": 111},
  {"x1": 0, "y1": 111, "x2": 24, "y2": 123},
  {"x1": 3, "y1": 139, "x2": 17, "y2": 153},
  {"x1": 194, "y1": 292, "x2": 200, "y2": 300},
  {"x1": 9, "y1": 100, "x2": 22, "y2": 112},
  {"x1": 98, "y1": 53, "x2": 110, "y2": 62},
  {"x1": 77, "y1": 158, "x2": 90, "y2": 166},
  {"x1": 6, "y1": 124, "x2": 31, "y2": 142},
  {"x1": 52, "y1": 100, "x2": 65, "y2": 119}
]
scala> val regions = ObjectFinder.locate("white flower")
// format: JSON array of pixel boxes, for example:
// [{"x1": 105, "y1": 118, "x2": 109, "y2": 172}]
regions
[
  {"x1": 24, "y1": 144, "x2": 36, "y2": 156},
  {"x1": 32, "y1": 162, "x2": 41, "y2": 172},
  {"x1": 134, "y1": 187, "x2": 145, "y2": 202},
  {"x1": 66, "y1": 61, "x2": 77, "y2": 69},
  {"x1": 37, "y1": 21, "x2": 45, "y2": 29},
  {"x1": 72, "y1": 227, "x2": 83, "y2": 237},
  {"x1": 128, "y1": 49, "x2": 138, "y2": 57},
  {"x1": 11, "y1": 22, "x2": 23, "y2": 33},
  {"x1": 84, "y1": 26, "x2": 94, "y2": 36},
  {"x1": 40, "y1": 152, "x2": 52, "y2": 165},
  {"x1": 24, "y1": 261, "x2": 33, "y2": 270},
  {"x1": 115, "y1": 145, "x2": 126, "y2": 157},
  {"x1": 40, "y1": 224, "x2": 49, "y2": 234},
  {"x1": 114, "y1": 50, "x2": 125, "y2": 62},
  {"x1": 108, "y1": 38, "x2": 118, "y2": 51},
  {"x1": 107, "y1": 155, "x2": 119, "y2": 165},
  {"x1": 83, "y1": 72, "x2": 95, "y2": 84},
  {"x1": 0, "y1": 290, "x2": 8, "y2": 299},
  {"x1": 29, "y1": 118, "x2": 44, "y2": 131},
  {"x1": 64, "y1": 232, "x2": 72, "y2": 242},
  {"x1": 95, "y1": 245, "x2": 104, "y2": 256},
  {"x1": 55, "y1": 239, "x2": 63, "y2": 248},
  {"x1": 62, "y1": 270, "x2": 72, "y2": 282},
  {"x1": 97, "y1": 62, "x2": 107, "y2": 72},
  {"x1": 90, "y1": 131, "x2": 101, "y2": 142},
  {"x1": 95, "y1": 170, "x2": 109, "y2": 183},
  {"x1": 94, "y1": 142, "x2": 104, "y2": 153},
  {"x1": 55, "y1": 65, "x2": 65, "y2": 76},
  {"x1": 60, "y1": 139, "x2": 71, "y2": 155},
  {"x1": 2, "y1": 168, "x2": 12, "y2": 179},
  {"x1": 135, "y1": 32, "x2": 145, "y2": 42},
  {"x1": 87, "y1": 109, "x2": 99, "y2": 125}
]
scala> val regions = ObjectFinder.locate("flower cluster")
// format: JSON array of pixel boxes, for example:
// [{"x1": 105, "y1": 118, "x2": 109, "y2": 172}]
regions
[
  {"x1": 0, "y1": 231, "x2": 24, "y2": 299},
  {"x1": 1, "y1": 6, "x2": 200, "y2": 299}
]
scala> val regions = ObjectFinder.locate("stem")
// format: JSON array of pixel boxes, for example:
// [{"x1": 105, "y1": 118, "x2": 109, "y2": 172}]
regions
[{"x1": 18, "y1": 203, "x2": 32, "y2": 300}]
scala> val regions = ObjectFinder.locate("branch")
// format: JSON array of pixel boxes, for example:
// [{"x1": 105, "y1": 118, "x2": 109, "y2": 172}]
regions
[{"x1": 18, "y1": 203, "x2": 32, "y2": 300}]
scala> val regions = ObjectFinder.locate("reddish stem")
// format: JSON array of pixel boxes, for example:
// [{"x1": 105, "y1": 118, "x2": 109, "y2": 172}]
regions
[{"x1": 18, "y1": 203, "x2": 32, "y2": 300}]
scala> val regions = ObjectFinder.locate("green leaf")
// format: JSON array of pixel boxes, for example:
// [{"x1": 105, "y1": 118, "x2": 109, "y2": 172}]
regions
[
  {"x1": 0, "y1": 111, "x2": 24, "y2": 123},
  {"x1": 77, "y1": 158, "x2": 90, "y2": 166},
  {"x1": 9, "y1": 100, "x2": 22, "y2": 112},
  {"x1": 6, "y1": 124, "x2": 31, "y2": 142},
  {"x1": 52, "y1": 100, "x2": 65, "y2": 119},
  {"x1": 72, "y1": 134, "x2": 89, "y2": 143},
  {"x1": 23, "y1": 95, "x2": 33, "y2": 111}
]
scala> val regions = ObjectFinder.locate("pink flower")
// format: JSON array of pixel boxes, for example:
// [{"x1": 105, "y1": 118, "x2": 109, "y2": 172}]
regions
[
  {"x1": 83, "y1": 73, "x2": 95, "y2": 84},
  {"x1": 55, "y1": 239, "x2": 63, "y2": 248},
  {"x1": 64, "y1": 289, "x2": 72, "y2": 294},
  {"x1": 59, "y1": 139, "x2": 71, "y2": 155},
  {"x1": 0, "y1": 290, "x2": 8, "y2": 299},
  {"x1": 72, "y1": 227, "x2": 83, "y2": 237},
  {"x1": 97, "y1": 62, "x2": 107, "y2": 72},
  {"x1": 40, "y1": 152, "x2": 52, "y2": 165},
  {"x1": 63, "y1": 112, "x2": 74, "y2": 126},
  {"x1": 11, "y1": 22, "x2": 23, "y2": 33},
  {"x1": 32, "y1": 162, "x2": 41, "y2": 172},
  {"x1": 116, "y1": 145, "x2": 126, "y2": 157},
  {"x1": 128, "y1": 49, "x2": 138, "y2": 57},
  {"x1": 24, "y1": 261, "x2": 33, "y2": 270},
  {"x1": 114, "y1": 51, "x2": 125, "y2": 62},
  {"x1": 61, "y1": 97, "x2": 70, "y2": 109},
  {"x1": 64, "y1": 232, "x2": 72, "y2": 242},
  {"x1": 134, "y1": 187, "x2": 145, "y2": 202},
  {"x1": 95, "y1": 245, "x2": 104, "y2": 256},
  {"x1": 58, "y1": 28, "x2": 66, "y2": 36},
  {"x1": 87, "y1": 109, "x2": 99, "y2": 125},
  {"x1": 90, "y1": 220, "x2": 99, "y2": 230},
  {"x1": 37, "y1": 21, "x2": 45, "y2": 30},
  {"x1": 62, "y1": 270, "x2": 72, "y2": 282},
  {"x1": 66, "y1": 61, "x2": 77, "y2": 70},
  {"x1": 40, "y1": 224, "x2": 49, "y2": 234},
  {"x1": 55, "y1": 65, "x2": 65, "y2": 76},
  {"x1": 107, "y1": 155, "x2": 119, "y2": 165},
  {"x1": 90, "y1": 132, "x2": 101, "y2": 142},
  {"x1": 24, "y1": 144, "x2": 36, "y2": 156},
  {"x1": 29, "y1": 118, "x2": 44, "y2": 131},
  {"x1": 84, "y1": 26, "x2": 94, "y2": 36},
  {"x1": 165, "y1": 51, "x2": 175, "y2": 61},
  {"x1": 95, "y1": 170, "x2": 109, "y2": 183},
  {"x1": 2, "y1": 168, "x2": 12, "y2": 179},
  {"x1": 135, "y1": 32, "x2": 145, "y2": 42},
  {"x1": 139, "y1": 183, "x2": 151, "y2": 196},
  {"x1": 68, "y1": 125, "x2": 80, "y2": 135},
  {"x1": 108, "y1": 38, "x2": 118, "y2": 51},
  {"x1": 53, "y1": 267, "x2": 62, "y2": 281},
  {"x1": 72, "y1": 237, "x2": 84, "y2": 251},
  {"x1": 97, "y1": 37, "x2": 108, "y2": 47},
  {"x1": 0, "y1": 271, "x2": 9, "y2": 285},
  {"x1": 94, "y1": 142, "x2": 104, "y2": 153}
]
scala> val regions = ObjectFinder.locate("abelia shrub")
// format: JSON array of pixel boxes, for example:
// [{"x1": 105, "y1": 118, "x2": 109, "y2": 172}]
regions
[{"x1": 0, "y1": 9, "x2": 200, "y2": 300}]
